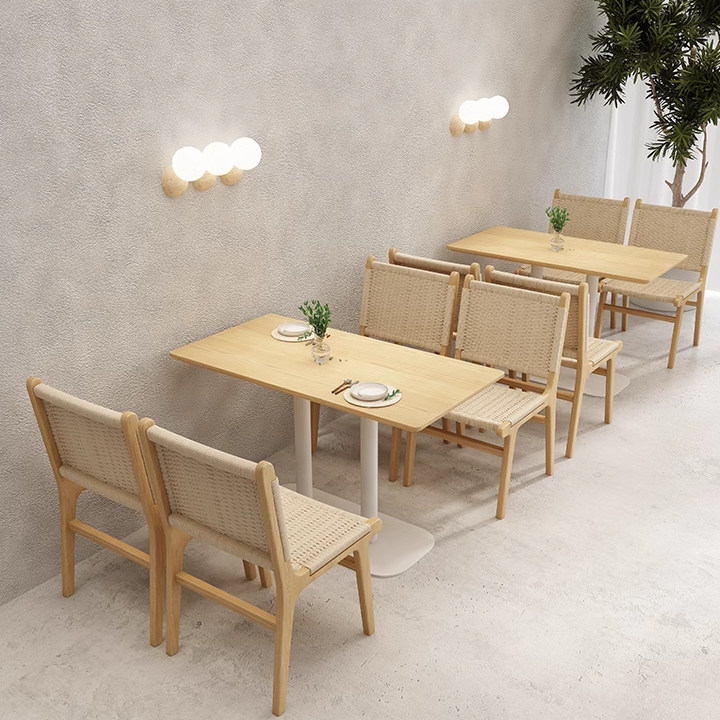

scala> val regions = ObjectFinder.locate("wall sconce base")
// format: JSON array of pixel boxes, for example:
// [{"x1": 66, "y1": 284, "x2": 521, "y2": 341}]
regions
[
  {"x1": 220, "y1": 167, "x2": 243, "y2": 186},
  {"x1": 161, "y1": 167, "x2": 189, "y2": 198},
  {"x1": 478, "y1": 120, "x2": 492, "y2": 131},
  {"x1": 449, "y1": 114, "x2": 465, "y2": 137},
  {"x1": 192, "y1": 172, "x2": 217, "y2": 191},
  {"x1": 464, "y1": 122, "x2": 479, "y2": 134}
]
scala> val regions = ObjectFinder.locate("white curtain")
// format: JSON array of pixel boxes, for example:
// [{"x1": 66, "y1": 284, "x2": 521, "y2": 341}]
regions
[{"x1": 604, "y1": 81, "x2": 720, "y2": 291}]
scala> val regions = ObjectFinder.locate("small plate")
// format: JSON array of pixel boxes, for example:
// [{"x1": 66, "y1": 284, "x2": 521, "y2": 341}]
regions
[
  {"x1": 351, "y1": 382, "x2": 389, "y2": 402},
  {"x1": 277, "y1": 322, "x2": 310, "y2": 337}
]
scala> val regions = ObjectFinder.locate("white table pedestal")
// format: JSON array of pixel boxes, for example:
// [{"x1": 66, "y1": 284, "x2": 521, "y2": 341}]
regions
[{"x1": 291, "y1": 405, "x2": 434, "y2": 577}]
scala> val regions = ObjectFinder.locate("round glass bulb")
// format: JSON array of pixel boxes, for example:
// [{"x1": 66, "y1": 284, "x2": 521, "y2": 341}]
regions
[
  {"x1": 458, "y1": 100, "x2": 480, "y2": 125},
  {"x1": 230, "y1": 137, "x2": 262, "y2": 171},
  {"x1": 202, "y1": 142, "x2": 234, "y2": 176},
  {"x1": 475, "y1": 98, "x2": 494, "y2": 123},
  {"x1": 489, "y1": 95, "x2": 510, "y2": 119},
  {"x1": 171, "y1": 146, "x2": 205, "y2": 182}
]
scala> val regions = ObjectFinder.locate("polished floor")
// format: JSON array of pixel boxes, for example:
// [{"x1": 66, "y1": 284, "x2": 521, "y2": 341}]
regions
[{"x1": 2, "y1": 295, "x2": 719, "y2": 719}]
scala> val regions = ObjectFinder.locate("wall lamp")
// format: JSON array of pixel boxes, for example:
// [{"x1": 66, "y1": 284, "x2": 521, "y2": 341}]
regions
[
  {"x1": 450, "y1": 96, "x2": 509, "y2": 136},
  {"x1": 161, "y1": 137, "x2": 262, "y2": 198}
]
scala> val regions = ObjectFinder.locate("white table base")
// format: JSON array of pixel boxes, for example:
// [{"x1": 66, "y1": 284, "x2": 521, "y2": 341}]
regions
[
  {"x1": 292, "y1": 402, "x2": 435, "y2": 576},
  {"x1": 284, "y1": 484, "x2": 435, "y2": 577}
]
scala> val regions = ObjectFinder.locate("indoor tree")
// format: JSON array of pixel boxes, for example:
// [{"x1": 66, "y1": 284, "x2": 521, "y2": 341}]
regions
[{"x1": 571, "y1": 0, "x2": 720, "y2": 207}]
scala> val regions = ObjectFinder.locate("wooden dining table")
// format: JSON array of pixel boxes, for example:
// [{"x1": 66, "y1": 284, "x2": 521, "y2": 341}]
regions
[{"x1": 170, "y1": 313, "x2": 503, "y2": 576}]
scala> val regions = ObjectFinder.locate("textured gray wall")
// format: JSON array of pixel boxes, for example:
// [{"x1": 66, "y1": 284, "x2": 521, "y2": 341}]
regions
[{"x1": 0, "y1": 0, "x2": 610, "y2": 604}]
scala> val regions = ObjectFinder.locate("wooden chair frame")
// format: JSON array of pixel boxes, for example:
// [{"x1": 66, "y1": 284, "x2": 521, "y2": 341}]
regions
[
  {"x1": 484, "y1": 267, "x2": 622, "y2": 458},
  {"x1": 139, "y1": 418, "x2": 381, "y2": 717},
  {"x1": 26, "y1": 377, "x2": 166, "y2": 647},
  {"x1": 595, "y1": 202, "x2": 718, "y2": 369},
  {"x1": 390, "y1": 277, "x2": 569, "y2": 519}
]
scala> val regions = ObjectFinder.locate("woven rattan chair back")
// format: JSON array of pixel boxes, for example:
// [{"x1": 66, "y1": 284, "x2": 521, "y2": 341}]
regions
[
  {"x1": 551, "y1": 190, "x2": 630, "y2": 244},
  {"x1": 456, "y1": 277, "x2": 569, "y2": 379},
  {"x1": 628, "y1": 200, "x2": 717, "y2": 273},
  {"x1": 29, "y1": 381, "x2": 145, "y2": 511},
  {"x1": 142, "y1": 424, "x2": 287, "y2": 569},
  {"x1": 360, "y1": 257, "x2": 458, "y2": 354},
  {"x1": 484, "y1": 267, "x2": 588, "y2": 362},
  {"x1": 388, "y1": 248, "x2": 479, "y2": 333}
]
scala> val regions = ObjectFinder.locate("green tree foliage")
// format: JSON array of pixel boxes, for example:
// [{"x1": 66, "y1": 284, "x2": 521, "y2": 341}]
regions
[{"x1": 571, "y1": 0, "x2": 720, "y2": 206}]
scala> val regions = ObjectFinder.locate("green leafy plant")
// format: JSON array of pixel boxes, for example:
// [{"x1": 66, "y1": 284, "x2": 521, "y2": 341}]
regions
[
  {"x1": 571, "y1": 1, "x2": 720, "y2": 207},
  {"x1": 546, "y1": 206, "x2": 570, "y2": 234},
  {"x1": 299, "y1": 300, "x2": 331, "y2": 338},
  {"x1": 384, "y1": 388, "x2": 401, "y2": 401}
]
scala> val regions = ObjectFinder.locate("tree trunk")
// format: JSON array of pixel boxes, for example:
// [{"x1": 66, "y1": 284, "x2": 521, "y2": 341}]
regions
[{"x1": 668, "y1": 162, "x2": 687, "y2": 208}]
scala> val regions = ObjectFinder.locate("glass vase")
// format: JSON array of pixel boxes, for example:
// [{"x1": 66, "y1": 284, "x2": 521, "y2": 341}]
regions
[
  {"x1": 550, "y1": 230, "x2": 565, "y2": 252},
  {"x1": 311, "y1": 336, "x2": 331, "y2": 364}
]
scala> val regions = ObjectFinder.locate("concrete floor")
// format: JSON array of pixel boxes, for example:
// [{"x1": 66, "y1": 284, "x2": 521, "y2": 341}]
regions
[{"x1": 2, "y1": 295, "x2": 719, "y2": 720}]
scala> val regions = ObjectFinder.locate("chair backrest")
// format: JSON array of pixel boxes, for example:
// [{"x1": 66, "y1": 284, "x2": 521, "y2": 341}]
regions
[
  {"x1": 483, "y1": 266, "x2": 587, "y2": 362},
  {"x1": 360, "y1": 257, "x2": 459, "y2": 354},
  {"x1": 139, "y1": 422, "x2": 287, "y2": 571},
  {"x1": 551, "y1": 189, "x2": 630, "y2": 244},
  {"x1": 628, "y1": 200, "x2": 718, "y2": 273},
  {"x1": 26, "y1": 377, "x2": 149, "y2": 512},
  {"x1": 455, "y1": 276, "x2": 569, "y2": 381},
  {"x1": 388, "y1": 248, "x2": 480, "y2": 333}
]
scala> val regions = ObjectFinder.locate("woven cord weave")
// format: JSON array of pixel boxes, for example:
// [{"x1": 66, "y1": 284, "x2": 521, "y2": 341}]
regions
[
  {"x1": 360, "y1": 262, "x2": 455, "y2": 351},
  {"x1": 446, "y1": 384, "x2": 546, "y2": 430},
  {"x1": 602, "y1": 276, "x2": 701, "y2": 303},
  {"x1": 628, "y1": 203, "x2": 716, "y2": 272},
  {"x1": 36, "y1": 385, "x2": 140, "y2": 498},
  {"x1": 456, "y1": 281, "x2": 568, "y2": 378},
  {"x1": 551, "y1": 193, "x2": 629, "y2": 244}
]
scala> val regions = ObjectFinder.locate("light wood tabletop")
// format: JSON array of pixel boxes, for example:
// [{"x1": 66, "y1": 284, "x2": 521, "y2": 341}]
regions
[
  {"x1": 170, "y1": 313, "x2": 504, "y2": 433},
  {"x1": 447, "y1": 226, "x2": 687, "y2": 283}
]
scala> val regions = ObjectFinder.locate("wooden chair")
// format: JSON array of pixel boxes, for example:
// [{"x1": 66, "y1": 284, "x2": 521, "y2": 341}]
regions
[
  {"x1": 391, "y1": 278, "x2": 569, "y2": 518},
  {"x1": 138, "y1": 419, "x2": 381, "y2": 717},
  {"x1": 388, "y1": 247, "x2": 480, "y2": 335},
  {"x1": 360, "y1": 257, "x2": 460, "y2": 487},
  {"x1": 484, "y1": 266, "x2": 622, "y2": 458},
  {"x1": 595, "y1": 201, "x2": 718, "y2": 369},
  {"x1": 26, "y1": 377, "x2": 166, "y2": 646}
]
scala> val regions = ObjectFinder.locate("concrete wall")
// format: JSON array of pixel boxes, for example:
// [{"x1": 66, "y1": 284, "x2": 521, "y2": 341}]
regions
[{"x1": 0, "y1": 0, "x2": 610, "y2": 604}]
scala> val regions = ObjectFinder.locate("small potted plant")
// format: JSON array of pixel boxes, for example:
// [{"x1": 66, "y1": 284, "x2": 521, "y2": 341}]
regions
[
  {"x1": 546, "y1": 206, "x2": 570, "y2": 252},
  {"x1": 299, "y1": 300, "x2": 332, "y2": 364}
]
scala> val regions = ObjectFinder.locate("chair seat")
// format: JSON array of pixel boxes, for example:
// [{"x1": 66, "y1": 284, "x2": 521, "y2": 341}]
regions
[
  {"x1": 277, "y1": 487, "x2": 370, "y2": 573},
  {"x1": 562, "y1": 337, "x2": 622, "y2": 369},
  {"x1": 445, "y1": 384, "x2": 546, "y2": 431},
  {"x1": 602, "y1": 276, "x2": 701, "y2": 303},
  {"x1": 517, "y1": 265, "x2": 587, "y2": 284}
]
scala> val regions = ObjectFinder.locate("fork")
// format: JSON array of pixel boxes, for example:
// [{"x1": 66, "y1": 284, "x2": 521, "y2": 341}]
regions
[{"x1": 331, "y1": 378, "x2": 352, "y2": 393}]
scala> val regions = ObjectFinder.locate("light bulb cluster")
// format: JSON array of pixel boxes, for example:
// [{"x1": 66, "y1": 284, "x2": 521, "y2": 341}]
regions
[
  {"x1": 161, "y1": 137, "x2": 262, "y2": 197},
  {"x1": 450, "y1": 95, "x2": 509, "y2": 136}
]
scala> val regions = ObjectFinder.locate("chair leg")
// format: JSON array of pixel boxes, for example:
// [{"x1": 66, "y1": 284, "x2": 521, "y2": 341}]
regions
[
  {"x1": 259, "y1": 566, "x2": 274, "y2": 588},
  {"x1": 441, "y1": 417, "x2": 450, "y2": 444},
  {"x1": 353, "y1": 543, "x2": 375, "y2": 636},
  {"x1": 604, "y1": 357, "x2": 615, "y2": 424},
  {"x1": 545, "y1": 401, "x2": 556, "y2": 476},
  {"x1": 243, "y1": 560, "x2": 257, "y2": 581},
  {"x1": 389, "y1": 427, "x2": 401, "y2": 482},
  {"x1": 148, "y1": 517, "x2": 166, "y2": 647},
  {"x1": 594, "y1": 290, "x2": 608, "y2": 338},
  {"x1": 621, "y1": 296, "x2": 629, "y2": 332},
  {"x1": 57, "y1": 479, "x2": 83, "y2": 598},
  {"x1": 310, "y1": 402, "x2": 320, "y2": 454},
  {"x1": 610, "y1": 292, "x2": 618, "y2": 329},
  {"x1": 565, "y1": 371, "x2": 586, "y2": 459},
  {"x1": 496, "y1": 432, "x2": 517, "y2": 520},
  {"x1": 693, "y1": 291, "x2": 704, "y2": 346},
  {"x1": 403, "y1": 432, "x2": 418, "y2": 487},
  {"x1": 272, "y1": 588, "x2": 297, "y2": 717},
  {"x1": 455, "y1": 422, "x2": 465, "y2": 448},
  {"x1": 668, "y1": 304, "x2": 685, "y2": 369},
  {"x1": 165, "y1": 530, "x2": 191, "y2": 657}
]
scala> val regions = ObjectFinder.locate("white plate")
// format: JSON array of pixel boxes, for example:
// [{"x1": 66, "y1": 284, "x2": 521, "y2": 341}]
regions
[
  {"x1": 277, "y1": 321, "x2": 310, "y2": 337},
  {"x1": 351, "y1": 382, "x2": 389, "y2": 401},
  {"x1": 343, "y1": 385, "x2": 401, "y2": 408},
  {"x1": 271, "y1": 328, "x2": 315, "y2": 343}
]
